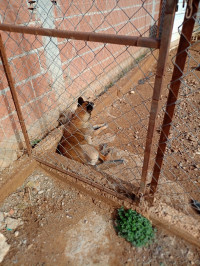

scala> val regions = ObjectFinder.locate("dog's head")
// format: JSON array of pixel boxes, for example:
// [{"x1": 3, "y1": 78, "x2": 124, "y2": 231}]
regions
[
  {"x1": 75, "y1": 97, "x2": 94, "y2": 122},
  {"x1": 77, "y1": 97, "x2": 94, "y2": 113}
]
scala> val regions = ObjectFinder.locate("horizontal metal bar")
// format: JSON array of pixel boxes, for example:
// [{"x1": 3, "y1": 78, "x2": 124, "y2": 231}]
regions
[
  {"x1": 34, "y1": 157, "x2": 135, "y2": 204},
  {"x1": 0, "y1": 23, "x2": 160, "y2": 49}
]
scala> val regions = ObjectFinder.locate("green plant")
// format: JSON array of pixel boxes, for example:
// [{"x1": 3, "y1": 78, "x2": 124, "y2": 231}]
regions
[
  {"x1": 115, "y1": 207, "x2": 155, "y2": 247},
  {"x1": 31, "y1": 139, "x2": 41, "y2": 148}
]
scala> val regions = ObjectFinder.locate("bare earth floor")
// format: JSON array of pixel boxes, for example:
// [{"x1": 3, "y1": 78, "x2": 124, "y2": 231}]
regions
[
  {"x1": 0, "y1": 169, "x2": 200, "y2": 266},
  {"x1": 0, "y1": 43, "x2": 200, "y2": 266}
]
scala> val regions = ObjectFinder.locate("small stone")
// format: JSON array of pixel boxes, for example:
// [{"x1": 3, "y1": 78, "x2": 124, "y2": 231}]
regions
[
  {"x1": 9, "y1": 209, "x2": 14, "y2": 216},
  {"x1": 187, "y1": 250, "x2": 194, "y2": 261},
  {"x1": 0, "y1": 212, "x2": 4, "y2": 223},
  {"x1": 0, "y1": 233, "x2": 10, "y2": 263},
  {"x1": 38, "y1": 190, "x2": 44, "y2": 195},
  {"x1": 27, "y1": 244, "x2": 33, "y2": 250},
  {"x1": 5, "y1": 217, "x2": 23, "y2": 230},
  {"x1": 22, "y1": 239, "x2": 27, "y2": 245},
  {"x1": 14, "y1": 231, "x2": 19, "y2": 237}
]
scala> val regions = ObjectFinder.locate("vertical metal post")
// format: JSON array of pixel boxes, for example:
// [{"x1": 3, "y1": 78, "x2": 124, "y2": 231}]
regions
[
  {"x1": 139, "y1": 0, "x2": 177, "y2": 197},
  {"x1": 149, "y1": 0, "x2": 200, "y2": 203},
  {"x1": 0, "y1": 33, "x2": 32, "y2": 156}
]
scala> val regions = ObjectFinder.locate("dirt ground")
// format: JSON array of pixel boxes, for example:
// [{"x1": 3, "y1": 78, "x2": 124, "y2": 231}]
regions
[
  {"x1": 0, "y1": 43, "x2": 200, "y2": 265},
  {"x1": 0, "y1": 169, "x2": 200, "y2": 266},
  {"x1": 91, "y1": 42, "x2": 200, "y2": 209}
]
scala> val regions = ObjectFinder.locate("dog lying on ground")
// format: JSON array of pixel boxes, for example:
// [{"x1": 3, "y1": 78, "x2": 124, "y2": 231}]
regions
[{"x1": 57, "y1": 97, "x2": 123, "y2": 168}]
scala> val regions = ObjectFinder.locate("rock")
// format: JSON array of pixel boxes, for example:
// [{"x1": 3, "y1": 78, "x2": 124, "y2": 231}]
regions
[
  {"x1": 14, "y1": 231, "x2": 19, "y2": 237},
  {"x1": 9, "y1": 209, "x2": 14, "y2": 216},
  {"x1": 27, "y1": 244, "x2": 33, "y2": 250},
  {"x1": 38, "y1": 190, "x2": 44, "y2": 195},
  {"x1": 5, "y1": 217, "x2": 23, "y2": 230},
  {"x1": 187, "y1": 250, "x2": 194, "y2": 261},
  {"x1": 112, "y1": 102, "x2": 117, "y2": 108},
  {"x1": 0, "y1": 233, "x2": 10, "y2": 263},
  {"x1": 22, "y1": 239, "x2": 27, "y2": 245},
  {"x1": 0, "y1": 212, "x2": 4, "y2": 223},
  {"x1": 0, "y1": 213, "x2": 5, "y2": 230}
]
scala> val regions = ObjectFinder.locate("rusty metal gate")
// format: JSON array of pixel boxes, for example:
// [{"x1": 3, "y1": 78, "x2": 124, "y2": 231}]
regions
[{"x1": 0, "y1": 0, "x2": 199, "y2": 228}]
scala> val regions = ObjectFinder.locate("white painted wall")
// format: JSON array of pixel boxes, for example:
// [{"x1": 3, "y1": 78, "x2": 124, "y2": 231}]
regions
[
  {"x1": 36, "y1": 0, "x2": 65, "y2": 102},
  {"x1": 172, "y1": 2, "x2": 186, "y2": 43},
  {"x1": 171, "y1": 2, "x2": 200, "y2": 47}
]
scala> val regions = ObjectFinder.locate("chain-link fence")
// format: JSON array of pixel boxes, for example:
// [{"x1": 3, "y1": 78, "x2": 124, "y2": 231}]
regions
[
  {"x1": 0, "y1": 0, "x2": 163, "y2": 197},
  {"x1": 148, "y1": 1, "x2": 200, "y2": 240},
  {"x1": 1, "y1": 0, "x2": 199, "y2": 243}
]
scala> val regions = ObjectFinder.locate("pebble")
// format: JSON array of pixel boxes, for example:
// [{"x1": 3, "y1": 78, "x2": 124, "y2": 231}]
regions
[
  {"x1": 22, "y1": 239, "x2": 27, "y2": 245},
  {"x1": 5, "y1": 217, "x2": 23, "y2": 230},
  {"x1": 0, "y1": 233, "x2": 10, "y2": 263},
  {"x1": 9, "y1": 209, "x2": 15, "y2": 216},
  {"x1": 0, "y1": 212, "x2": 4, "y2": 222},
  {"x1": 187, "y1": 250, "x2": 194, "y2": 261},
  {"x1": 14, "y1": 231, "x2": 19, "y2": 237},
  {"x1": 38, "y1": 190, "x2": 44, "y2": 195},
  {"x1": 27, "y1": 244, "x2": 33, "y2": 250}
]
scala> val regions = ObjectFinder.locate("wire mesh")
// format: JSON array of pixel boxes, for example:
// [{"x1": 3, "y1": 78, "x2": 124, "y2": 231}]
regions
[
  {"x1": 0, "y1": 1, "x2": 200, "y2": 263},
  {"x1": 0, "y1": 0, "x2": 160, "y2": 36},
  {"x1": 149, "y1": 9, "x2": 200, "y2": 228},
  {"x1": 0, "y1": 0, "x2": 162, "y2": 201},
  {"x1": 0, "y1": 62, "x2": 27, "y2": 174}
]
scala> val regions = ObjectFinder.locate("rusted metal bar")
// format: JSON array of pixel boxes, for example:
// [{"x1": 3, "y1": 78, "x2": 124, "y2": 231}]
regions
[
  {"x1": 139, "y1": 0, "x2": 177, "y2": 197},
  {"x1": 0, "y1": 23, "x2": 160, "y2": 49},
  {"x1": 157, "y1": 0, "x2": 164, "y2": 38},
  {"x1": 35, "y1": 157, "x2": 135, "y2": 204},
  {"x1": 0, "y1": 34, "x2": 32, "y2": 156},
  {"x1": 149, "y1": 0, "x2": 200, "y2": 203}
]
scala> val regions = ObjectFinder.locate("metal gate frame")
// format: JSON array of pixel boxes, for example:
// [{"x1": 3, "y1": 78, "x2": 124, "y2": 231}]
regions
[{"x1": 0, "y1": 0, "x2": 180, "y2": 204}]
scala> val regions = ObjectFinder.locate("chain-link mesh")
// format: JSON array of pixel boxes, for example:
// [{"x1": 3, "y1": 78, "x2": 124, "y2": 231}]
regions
[
  {"x1": 149, "y1": 9, "x2": 200, "y2": 234},
  {"x1": 0, "y1": 0, "x2": 161, "y2": 198},
  {"x1": 1, "y1": 0, "x2": 200, "y2": 258},
  {"x1": 0, "y1": 0, "x2": 160, "y2": 36}
]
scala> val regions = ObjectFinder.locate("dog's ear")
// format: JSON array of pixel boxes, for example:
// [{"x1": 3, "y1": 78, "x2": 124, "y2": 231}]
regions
[{"x1": 78, "y1": 97, "x2": 84, "y2": 106}]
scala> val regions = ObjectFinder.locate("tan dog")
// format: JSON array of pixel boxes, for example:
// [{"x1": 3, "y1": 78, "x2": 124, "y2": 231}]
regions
[{"x1": 57, "y1": 97, "x2": 123, "y2": 167}]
